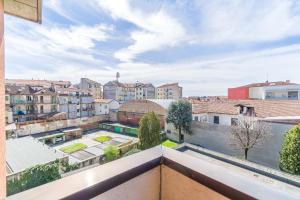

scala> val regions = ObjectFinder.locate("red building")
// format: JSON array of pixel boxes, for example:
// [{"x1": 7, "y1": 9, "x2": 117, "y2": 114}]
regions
[
  {"x1": 228, "y1": 87, "x2": 249, "y2": 100},
  {"x1": 228, "y1": 80, "x2": 294, "y2": 100}
]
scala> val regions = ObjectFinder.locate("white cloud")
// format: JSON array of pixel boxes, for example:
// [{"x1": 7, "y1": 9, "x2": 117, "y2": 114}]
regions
[
  {"x1": 5, "y1": 14, "x2": 114, "y2": 84},
  {"x1": 36, "y1": 24, "x2": 113, "y2": 50},
  {"x1": 107, "y1": 44, "x2": 300, "y2": 96},
  {"x1": 97, "y1": 0, "x2": 186, "y2": 62},
  {"x1": 5, "y1": 1, "x2": 300, "y2": 96},
  {"x1": 192, "y1": 0, "x2": 300, "y2": 44}
]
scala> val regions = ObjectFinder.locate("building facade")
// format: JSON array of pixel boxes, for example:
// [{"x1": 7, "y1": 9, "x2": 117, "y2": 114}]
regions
[
  {"x1": 6, "y1": 81, "x2": 99, "y2": 123},
  {"x1": 94, "y1": 99, "x2": 120, "y2": 115},
  {"x1": 103, "y1": 81, "x2": 156, "y2": 103},
  {"x1": 156, "y1": 83, "x2": 182, "y2": 100},
  {"x1": 5, "y1": 85, "x2": 59, "y2": 123},
  {"x1": 249, "y1": 84, "x2": 300, "y2": 100},
  {"x1": 56, "y1": 88, "x2": 78, "y2": 119},
  {"x1": 135, "y1": 83, "x2": 155, "y2": 99},
  {"x1": 57, "y1": 87, "x2": 95, "y2": 118},
  {"x1": 79, "y1": 78, "x2": 102, "y2": 99},
  {"x1": 228, "y1": 80, "x2": 295, "y2": 100}
]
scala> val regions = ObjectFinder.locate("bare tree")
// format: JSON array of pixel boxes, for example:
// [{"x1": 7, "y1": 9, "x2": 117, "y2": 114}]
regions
[{"x1": 230, "y1": 117, "x2": 271, "y2": 160}]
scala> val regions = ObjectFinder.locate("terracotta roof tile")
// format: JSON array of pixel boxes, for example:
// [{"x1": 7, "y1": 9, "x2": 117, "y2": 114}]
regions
[{"x1": 192, "y1": 100, "x2": 300, "y2": 118}]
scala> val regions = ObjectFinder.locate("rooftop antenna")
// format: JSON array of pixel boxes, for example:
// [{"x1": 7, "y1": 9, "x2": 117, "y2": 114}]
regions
[{"x1": 116, "y1": 72, "x2": 120, "y2": 82}]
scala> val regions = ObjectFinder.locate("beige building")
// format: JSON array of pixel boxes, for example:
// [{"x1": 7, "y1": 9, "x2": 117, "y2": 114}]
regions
[
  {"x1": 156, "y1": 83, "x2": 182, "y2": 100},
  {"x1": 135, "y1": 82, "x2": 155, "y2": 100},
  {"x1": 5, "y1": 85, "x2": 59, "y2": 123},
  {"x1": 103, "y1": 81, "x2": 155, "y2": 103},
  {"x1": 79, "y1": 78, "x2": 102, "y2": 99}
]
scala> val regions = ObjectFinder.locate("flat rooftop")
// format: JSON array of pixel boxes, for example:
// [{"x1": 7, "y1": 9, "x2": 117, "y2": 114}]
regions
[
  {"x1": 6, "y1": 137, "x2": 65, "y2": 174},
  {"x1": 54, "y1": 131, "x2": 138, "y2": 164}
]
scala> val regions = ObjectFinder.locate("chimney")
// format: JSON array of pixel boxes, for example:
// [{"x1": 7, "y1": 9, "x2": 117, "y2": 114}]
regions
[{"x1": 286, "y1": 80, "x2": 290, "y2": 84}]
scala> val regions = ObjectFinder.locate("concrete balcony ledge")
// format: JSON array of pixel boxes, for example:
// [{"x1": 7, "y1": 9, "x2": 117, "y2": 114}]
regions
[{"x1": 7, "y1": 146, "x2": 300, "y2": 200}]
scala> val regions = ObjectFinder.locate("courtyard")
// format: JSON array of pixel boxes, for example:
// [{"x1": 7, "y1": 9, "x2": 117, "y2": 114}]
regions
[{"x1": 53, "y1": 130, "x2": 139, "y2": 166}]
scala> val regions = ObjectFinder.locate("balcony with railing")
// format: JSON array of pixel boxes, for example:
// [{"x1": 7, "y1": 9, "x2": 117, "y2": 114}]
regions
[
  {"x1": 11, "y1": 99, "x2": 35, "y2": 105},
  {"x1": 7, "y1": 146, "x2": 300, "y2": 200}
]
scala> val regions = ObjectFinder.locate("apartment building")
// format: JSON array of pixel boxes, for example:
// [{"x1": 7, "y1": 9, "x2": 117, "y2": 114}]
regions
[
  {"x1": 5, "y1": 81, "x2": 98, "y2": 123},
  {"x1": 80, "y1": 94, "x2": 95, "y2": 117},
  {"x1": 156, "y1": 83, "x2": 182, "y2": 100},
  {"x1": 56, "y1": 88, "x2": 78, "y2": 119},
  {"x1": 5, "y1": 85, "x2": 59, "y2": 123},
  {"x1": 103, "y1": 81, "x2": 123, "y2": 101},
  {"x1": 79, "y1": 78, "x2": 102, "y2": 99},
  {"x1": 33, "y1": 88, "x2": 58, "y2": 117},
  {"x1": 103, "y1": 81, "x2": 155, "y2": 103},
  {"x1": 228, "y1": 80, "x2": 298, "y2": 100},
  {"x1": 135, "y1": 82, "x2": 155, "y2": 99},
  {"x1": 57, "y1": 87, "x2": 95, "y2": 118}
]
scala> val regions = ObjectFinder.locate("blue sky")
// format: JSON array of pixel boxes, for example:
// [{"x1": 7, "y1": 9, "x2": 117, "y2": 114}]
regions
[{"x1": 5, "y1": 0, "x2": 300, "y2": 96}]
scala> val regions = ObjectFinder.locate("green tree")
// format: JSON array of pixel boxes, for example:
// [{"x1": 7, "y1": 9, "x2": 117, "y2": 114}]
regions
[
  {"x1": 104, "y1": 145, "x2": 120, "y2": 162},
  {"x1": 7, "y1": 161, "x2": 61, "y2": 196},
  {"x1": 138, "y1": 112, "x2": 161, "y2": 150},
  {"x1": 279, "y1": 124, "x2": 300, "y2": 175},
  {"x1": 166, "y1": 100, "x2": 192, "y2": 143}
]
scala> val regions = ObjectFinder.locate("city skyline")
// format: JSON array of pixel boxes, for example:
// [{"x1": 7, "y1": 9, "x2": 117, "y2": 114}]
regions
[{"x1": 5, "y1": 0, "x2": 300, "y2": 96}]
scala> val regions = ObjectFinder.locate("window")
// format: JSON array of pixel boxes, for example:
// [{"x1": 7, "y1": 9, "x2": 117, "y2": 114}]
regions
[
  {"x1": 40, "y1": 105, "x2": 44, "y2": 114},
  {"x1": 213, "y1": 116, "x2": 219, "y2": 124},
  {"x1": 51, "y1": 96, "x2": 56, "y2": 103},
  {"x1": 288, "y1": 91, "x2": 298, "y2": 100},
  {"x1": 265, "y1": 92, "x2": 273, "y2": 99},
  {"x1": 5, "y1": 96, "x2": 9, "y2": 101},
  {"x1": 40, "y1": 96, "x2": 44, "y2": 103},
  {"x1": 194, "y1": 116, "x2": 199, "y2": 121},
  {"x1": 51, "y1": 105, "x2": 57, "y2": 112},
  {"x1": 231, "y1": 118, "x2": 238, "y2": 126},
  {"x1": 26, "y1": 96, "x2": 32, "y2": 101}
]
